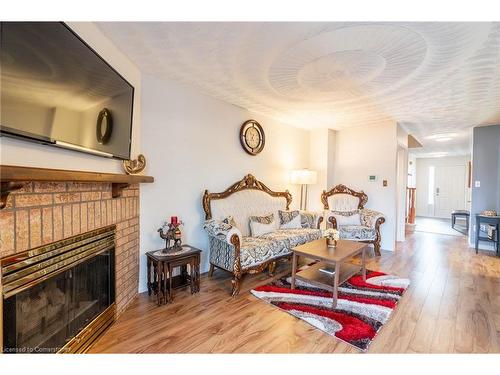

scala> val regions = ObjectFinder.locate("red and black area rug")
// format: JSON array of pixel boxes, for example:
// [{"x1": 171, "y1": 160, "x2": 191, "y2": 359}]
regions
[{"x1": 250, "y1": 267, "x2": 410, "y2": 351}]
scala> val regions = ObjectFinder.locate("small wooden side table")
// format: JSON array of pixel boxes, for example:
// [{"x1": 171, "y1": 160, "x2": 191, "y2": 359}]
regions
[{"x1": 146, "y1": 244, "x2": 202, "y2": 305}]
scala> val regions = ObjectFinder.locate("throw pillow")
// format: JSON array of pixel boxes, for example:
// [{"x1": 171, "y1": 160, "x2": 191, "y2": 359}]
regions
[
  {"x1": 280, "y1": 214, "x2": 302, "y2": 229},
  {"x1": 279, "y1": 210, "x2": 318, "y2": 229},
  {"x1": 249, "y1": 213, "x2": 274, "y2": 225},
  {"x1": 222, "y1": 215, "x2": 238, "y2": 229},
  {"x1": 300, "y1": 212, "x2": 318, "y2": 229},
  {"x1": 330, "y1": 211, "x2": 361, "y2": 226},
  {"x1": 278, "y1": 210, "x2": 300, "y2": 225},
  {"x1": 249, "y1": 213, "x2": 276, "y2": 236}
]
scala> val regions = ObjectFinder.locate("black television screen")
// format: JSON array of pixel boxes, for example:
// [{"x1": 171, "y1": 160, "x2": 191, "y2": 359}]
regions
[{"x1": 0, "y1": 22, "x2": 134, "y2": 159}]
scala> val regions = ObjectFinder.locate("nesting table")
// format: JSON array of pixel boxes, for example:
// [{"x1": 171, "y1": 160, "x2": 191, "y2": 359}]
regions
[{"x1": 146, "y1": 245, "x2": 201, "y2": 305}]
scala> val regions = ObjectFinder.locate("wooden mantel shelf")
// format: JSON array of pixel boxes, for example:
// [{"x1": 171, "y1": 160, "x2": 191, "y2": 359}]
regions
[{"x1": 0, "y1": 165, "x2": 154, "y2": 209}]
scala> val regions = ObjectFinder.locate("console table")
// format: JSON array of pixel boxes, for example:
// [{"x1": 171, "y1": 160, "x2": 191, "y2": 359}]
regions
[{"x1": 475, "y1": 215, "x2": 500, "y2": 256}]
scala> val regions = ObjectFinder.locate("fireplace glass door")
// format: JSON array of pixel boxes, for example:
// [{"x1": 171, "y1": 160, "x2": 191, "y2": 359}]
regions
[{"x1": 3, "y1": 249, "x2": 115, "y2": 353}]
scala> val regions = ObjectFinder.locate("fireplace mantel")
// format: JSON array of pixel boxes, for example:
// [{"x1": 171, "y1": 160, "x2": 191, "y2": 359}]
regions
[{"x1": 0, "y1": 165, "x2": 154, "y2": 209}]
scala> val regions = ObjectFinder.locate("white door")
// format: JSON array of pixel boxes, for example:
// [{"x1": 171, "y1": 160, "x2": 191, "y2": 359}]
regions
[{"x1": 434, "y1": 165, "x2": 466, "y2": 218}]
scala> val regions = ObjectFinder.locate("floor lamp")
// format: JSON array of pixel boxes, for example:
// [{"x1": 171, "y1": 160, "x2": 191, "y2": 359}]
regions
[{"x1": 290, "y1": 169, "x2": 317, "y2": 211}]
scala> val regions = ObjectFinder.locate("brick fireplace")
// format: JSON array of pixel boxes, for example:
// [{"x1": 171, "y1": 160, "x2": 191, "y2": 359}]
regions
[
  {"x1": 0, "y1": 166, "x2": 153, "y2": 353},
  {"x1": 0, "y1": 181, "x2": 140, "y2": 314}
]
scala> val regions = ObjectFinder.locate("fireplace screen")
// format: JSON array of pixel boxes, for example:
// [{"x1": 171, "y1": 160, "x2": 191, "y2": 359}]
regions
[{"x1": 2, "y1": 226, "x2": 115, "y2": 353}]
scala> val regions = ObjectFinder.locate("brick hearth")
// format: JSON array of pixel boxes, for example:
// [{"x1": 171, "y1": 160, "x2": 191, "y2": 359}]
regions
[{"x1": 0, "y1": 181, "x2": 140, "y2": 315}]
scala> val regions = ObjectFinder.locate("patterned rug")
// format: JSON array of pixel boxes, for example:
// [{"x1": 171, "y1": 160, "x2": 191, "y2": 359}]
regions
[{"x1": 250, "y1": 266, "x2": 410, "y2": 351}]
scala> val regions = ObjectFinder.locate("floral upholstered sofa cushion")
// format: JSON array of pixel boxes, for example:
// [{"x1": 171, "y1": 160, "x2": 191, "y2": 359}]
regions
[
  {"x1": 240, "y1": 228, "x2": 321, "y2": 269},
  {"x1": 258, "y1": 228, "x2": 321, "y2": 250},
  {"x1": 338, "y1": 225, "x2": 377, "y2": 241},
  {"x1": 239, "y1": 236, "x2": 288, "y2": 269},
  {"x1": 326, "y1": 208, "x2": 384, "y2": 242}
]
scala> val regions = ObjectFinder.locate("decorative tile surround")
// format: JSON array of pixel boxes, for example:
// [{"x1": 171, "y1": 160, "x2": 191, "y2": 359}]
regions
[{"x1": 0, "y1": 181, "x2": 140, "y2": 315}]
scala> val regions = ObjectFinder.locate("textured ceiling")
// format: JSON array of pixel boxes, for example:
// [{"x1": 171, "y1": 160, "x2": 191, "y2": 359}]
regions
[{"x1": 96, "y1": 22, "x2": 500, "y2": 156}]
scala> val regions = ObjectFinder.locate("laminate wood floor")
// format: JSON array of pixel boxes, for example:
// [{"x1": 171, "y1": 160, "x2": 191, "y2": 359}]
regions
[{"x1": 90, "y1": 231, "x2": 500, "y2": 353}]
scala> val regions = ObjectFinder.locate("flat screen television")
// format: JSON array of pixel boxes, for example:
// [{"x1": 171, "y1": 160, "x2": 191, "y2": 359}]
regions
[{"x1": 0, "y1": 22, "x2": 134, "y2": 160}]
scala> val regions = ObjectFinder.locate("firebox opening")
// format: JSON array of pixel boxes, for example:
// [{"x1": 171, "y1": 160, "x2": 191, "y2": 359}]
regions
[{"x1": 1, "y1": 225, "x2": 116, "y2": 354}]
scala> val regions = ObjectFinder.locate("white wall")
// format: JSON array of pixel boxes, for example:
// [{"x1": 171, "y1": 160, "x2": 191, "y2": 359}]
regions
[
  {"x1": 0, "y1": 22, "x2": 142, "y2": 173},
  {"x1": 332, "y1": 122, "x2": 398, "y2": 251},
  {"x1": 327, "y1": 130, "x2": 337, "y2": 190},
  {"x1": 415, "y1": 156, "x2": 470, "y2": 217},
  {"x1": 307, "y1": 128, "x2": 329, "y2": 212},
  {"x1": 307, "y1": 128, "x2": 337, "y2": 213},
  {"x1": 139, "y1": 74, "x2": 310, "y2": 292}
]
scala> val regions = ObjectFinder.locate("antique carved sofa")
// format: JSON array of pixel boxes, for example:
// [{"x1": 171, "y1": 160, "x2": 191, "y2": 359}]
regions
[
  {"x1": 203, "y1": 174, "x2": 323, "y2": 296},
  {"x1": 321, "y1": 184, "x2": 385, "y2": 256}
]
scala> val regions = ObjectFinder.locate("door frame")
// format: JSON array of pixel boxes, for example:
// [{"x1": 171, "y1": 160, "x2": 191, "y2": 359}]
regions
[
  {"x1": 396, "y1": 145, "x2": 408, "y2": 241},
  {"x1": 415, "y1": 157, "x2": 470, "y2": 218}
]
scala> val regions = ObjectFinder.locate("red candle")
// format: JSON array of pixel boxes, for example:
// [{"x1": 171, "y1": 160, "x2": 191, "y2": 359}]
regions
[{"x1": 170, "y1": 216, "x2": 178, "y2": 225}]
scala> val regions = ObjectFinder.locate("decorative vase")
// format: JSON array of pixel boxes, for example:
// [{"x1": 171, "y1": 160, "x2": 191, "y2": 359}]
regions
[{"x1": 327, "y1": 238, "x2": 337, "y2": 248}]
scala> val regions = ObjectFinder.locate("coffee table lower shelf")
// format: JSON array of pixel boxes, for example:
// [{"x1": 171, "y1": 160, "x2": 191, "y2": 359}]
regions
[{"x1": 295, "y1": 262, "x2": 361, "y2": 293}]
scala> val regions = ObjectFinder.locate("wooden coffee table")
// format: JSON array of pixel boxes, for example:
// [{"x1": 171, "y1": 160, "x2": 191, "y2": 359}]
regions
[{"x1": 291, "y1": 238, "x2": 368, "y2": 309}]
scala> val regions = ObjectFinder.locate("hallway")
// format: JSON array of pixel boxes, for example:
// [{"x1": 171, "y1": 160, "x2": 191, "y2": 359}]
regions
[{"x1": 415, "y1": 216, "x2": 468, "y2": 237}]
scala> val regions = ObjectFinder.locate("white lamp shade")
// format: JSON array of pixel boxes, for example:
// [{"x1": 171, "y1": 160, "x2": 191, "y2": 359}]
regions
[{"x1": 290, "y1": 169, "x2": 318, "y2": 185}]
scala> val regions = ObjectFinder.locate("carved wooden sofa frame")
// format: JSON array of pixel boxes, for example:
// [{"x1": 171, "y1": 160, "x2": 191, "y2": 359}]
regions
[
  {"x1": 321, "y1": 184, "x2": 385, "y2": 256},
  {"x1": 203, "y1": 174, "x2": 322, "y2": 296}
]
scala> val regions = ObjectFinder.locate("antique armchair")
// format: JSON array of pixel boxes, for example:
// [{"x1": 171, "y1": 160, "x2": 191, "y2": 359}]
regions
[{"x1": 321, "y1": 184, "x2": 385, "y2": 256}]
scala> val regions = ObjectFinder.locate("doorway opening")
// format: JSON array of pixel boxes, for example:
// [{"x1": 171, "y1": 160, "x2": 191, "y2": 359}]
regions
[{"x1": 412, "y1": 155, "x2": 471, "y2": 237}]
